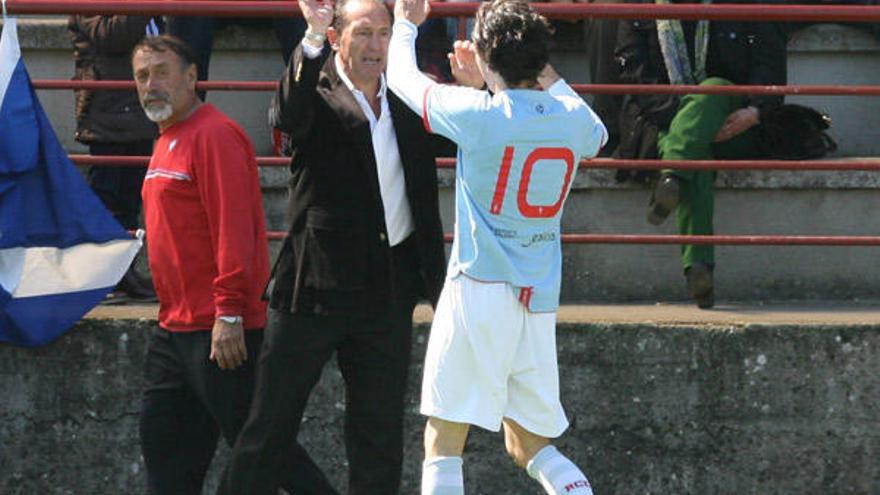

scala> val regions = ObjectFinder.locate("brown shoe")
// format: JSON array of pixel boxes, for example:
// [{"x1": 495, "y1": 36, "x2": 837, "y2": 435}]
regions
[
  {"x1": 647, "y1": 175, "x2": 681, "y2": 225},
  {"x1": 685, "y1": 262, "x2": 714, "y2": 309}
]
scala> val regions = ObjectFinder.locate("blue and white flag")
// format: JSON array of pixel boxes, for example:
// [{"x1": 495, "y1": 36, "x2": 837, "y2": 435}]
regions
[{"x1": 0, "y1": 18, "x2": 142, "y2": 347}]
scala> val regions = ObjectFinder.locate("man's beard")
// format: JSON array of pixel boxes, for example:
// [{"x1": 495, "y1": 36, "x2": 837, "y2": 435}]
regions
[
  {"x1": 142, "y1": 101, "x2": 173, "y2": 123},
  {"x1": 141, "y1": 92, "x2": 174, "y2": 123}
]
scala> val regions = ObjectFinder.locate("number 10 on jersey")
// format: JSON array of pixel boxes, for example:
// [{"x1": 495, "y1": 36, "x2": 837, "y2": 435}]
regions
[{"x1": 489, "y1": 146, "x2": 576, "y2": 219}]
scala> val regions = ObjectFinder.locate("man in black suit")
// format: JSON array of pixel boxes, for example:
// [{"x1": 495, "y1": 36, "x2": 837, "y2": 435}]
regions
[{"x1": 217, "y1": 0, "x2": 446, "y2": 493}]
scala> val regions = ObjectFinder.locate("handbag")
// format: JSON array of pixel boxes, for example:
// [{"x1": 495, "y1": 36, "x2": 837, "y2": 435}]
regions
[{"x1": 758, "y1": 104, "x2": 837, "y2": 160}]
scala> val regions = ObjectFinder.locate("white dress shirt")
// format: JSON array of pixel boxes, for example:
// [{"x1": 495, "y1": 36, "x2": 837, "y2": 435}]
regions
[{"x1": 302, "y1": 43, "x2": 415, "y2": 246}]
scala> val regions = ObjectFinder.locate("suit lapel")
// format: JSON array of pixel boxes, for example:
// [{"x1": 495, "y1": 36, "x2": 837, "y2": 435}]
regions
[{"x1": 320, "y1": 58, "x2": 371, "y2": 135}]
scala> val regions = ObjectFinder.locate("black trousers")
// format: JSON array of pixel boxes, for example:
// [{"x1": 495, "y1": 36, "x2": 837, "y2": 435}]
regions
[
  {"x1": 139, "y1": 327, "x2": 337, "y2": 495},
  {"x1": 88, "y1": 141, "x2": 152, "y2": 230},
  {"x1": 218, "y1": 238, "x2": 421, "y2": 495}
]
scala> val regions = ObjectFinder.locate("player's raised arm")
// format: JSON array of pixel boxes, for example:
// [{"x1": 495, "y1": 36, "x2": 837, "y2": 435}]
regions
[{"x1": 387, "y1": 0, "x2": 436, "y2": 115}]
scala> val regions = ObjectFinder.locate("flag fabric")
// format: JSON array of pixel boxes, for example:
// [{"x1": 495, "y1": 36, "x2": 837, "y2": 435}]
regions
[{"x1": 0, "y1": 17, "x2": 142, "y2": 347}]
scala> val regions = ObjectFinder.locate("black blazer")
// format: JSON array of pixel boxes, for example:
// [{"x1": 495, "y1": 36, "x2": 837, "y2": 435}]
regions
[{"x1": 267, "y1": 44, "x2": 446, "y2": 316}]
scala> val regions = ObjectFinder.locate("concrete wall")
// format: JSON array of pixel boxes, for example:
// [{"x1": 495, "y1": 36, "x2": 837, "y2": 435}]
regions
[
  {"x1": 1, "y1": 318, "x2": 878, "y2": 494},
  {"x1": 7, "y1": 19, "x2": 880, "y2": 303}
]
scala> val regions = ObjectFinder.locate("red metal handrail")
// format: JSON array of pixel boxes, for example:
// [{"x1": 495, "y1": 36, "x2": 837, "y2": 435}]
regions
[
  {"x1": 70, "y1": 155, "x2": 880, "y2": 171},
  {"x1": 8, "y1": 1, "x2": 880, "y2": 22},
  {"x1": 35, "y1": 80, "x2": 880, "y2": 97},
  {"x1": 554, "y1": 234, "x2": 880, "y2": 246}
]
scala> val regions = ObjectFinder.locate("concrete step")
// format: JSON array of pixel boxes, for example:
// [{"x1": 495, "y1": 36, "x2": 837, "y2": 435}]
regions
[{"x1": 86, "y1": 301, "x2": 880, "y2": 327}]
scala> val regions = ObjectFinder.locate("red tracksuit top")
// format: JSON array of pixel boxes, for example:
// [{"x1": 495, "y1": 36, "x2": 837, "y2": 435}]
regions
[{"x1": 142, "y1": 104, "x2": 269, "y2": 331}]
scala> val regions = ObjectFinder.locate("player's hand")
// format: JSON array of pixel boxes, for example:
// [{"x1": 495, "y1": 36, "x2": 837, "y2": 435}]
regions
[
  {"x1": 448, "y1": 40, "x2": 485, "y2": 89},
  {"x1": 299, "y1": 0, "x2": 334, "y2": 36},
  {"x1": 537, "y1": 64, "x2": 561, "y2": 90},
  {"x1": 714, "y1": 106, "x2": 759, "y2": 142},
  {"x1": 394, "y1": 0, "x2": 430, "y2": 26},
  {"x1": 210, "y1": 318, "x2": 247, "y2": 370}
]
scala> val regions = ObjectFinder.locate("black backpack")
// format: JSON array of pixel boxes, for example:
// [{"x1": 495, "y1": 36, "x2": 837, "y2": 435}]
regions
[{"x1": 758, "y1": 104, "x2": 838, "y2": 160}]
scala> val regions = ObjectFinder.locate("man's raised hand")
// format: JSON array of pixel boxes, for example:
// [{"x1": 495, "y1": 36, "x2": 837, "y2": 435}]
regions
[
  {"x1": 299, "y1": 0, "x2": 334, "y2": 36},
  {"x1": 394, "y1": 0, "x2": 430, "y2": 26}
]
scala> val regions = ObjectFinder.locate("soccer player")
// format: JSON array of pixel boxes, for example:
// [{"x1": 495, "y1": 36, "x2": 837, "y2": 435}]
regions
[{"x1": 387, "y1": 0, "x2": 607, "y2": 493}]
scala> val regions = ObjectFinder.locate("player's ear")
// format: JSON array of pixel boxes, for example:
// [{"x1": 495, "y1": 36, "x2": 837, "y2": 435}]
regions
[{"x1": 327, "y1": 27, "x2": 340, "y2": 51}]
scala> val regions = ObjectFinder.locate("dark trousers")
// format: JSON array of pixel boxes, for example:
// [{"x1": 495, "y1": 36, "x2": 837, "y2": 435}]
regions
[
  {"x1": 139, "y1": 327, "x2": 337, "y2": 495},
  {"x1": 218, "y1": 238, "x2": 422, "y2": 495},
  {"x1": 167, "y1": 17, "x2": 306, "y2": 100},
  {"x1": 88, "y1": 141, "x2": 152, "y2": 230}
]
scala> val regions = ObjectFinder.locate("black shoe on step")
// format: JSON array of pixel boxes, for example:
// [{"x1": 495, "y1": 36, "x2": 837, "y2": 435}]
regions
[
  {"x1": 647, "y1": 175, "x2": 681, "y2": 225},
  {"x1": 685, "y1": 262, "x2": 714, "y2": 309}
]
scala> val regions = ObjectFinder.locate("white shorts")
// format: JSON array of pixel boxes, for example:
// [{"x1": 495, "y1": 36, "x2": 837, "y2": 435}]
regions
[{"x1": 420, "y1": 274, "x2": 569, "y2": 438}]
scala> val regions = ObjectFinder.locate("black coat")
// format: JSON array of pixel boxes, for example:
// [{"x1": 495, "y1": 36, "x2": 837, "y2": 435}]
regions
[
  {"x1": 613, "y1": 0, "x2": 788, "y2": 160},
  {"x1": 268, "y1": 44, "x2": 447, "y2": 316}
]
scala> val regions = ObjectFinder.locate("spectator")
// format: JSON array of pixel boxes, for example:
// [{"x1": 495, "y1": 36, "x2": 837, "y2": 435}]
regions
[
  {"x1": 217, "y1": 0, "x2": 447, "y2": 492},
  {"x1": 581, "y1": 0, "x2": 626, "y2": 159},
  {"x1": 131, "y1": 34, "x2": 335, "y2": 495},
  {"x1": 68, "y1": 15, "x2": 161, "y2": 303},
  {"x1": 614, "y1": 0, "x2": 787, "y2": 308}
]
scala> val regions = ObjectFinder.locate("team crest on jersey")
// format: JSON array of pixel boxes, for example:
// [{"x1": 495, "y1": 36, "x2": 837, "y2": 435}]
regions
[{"x1": 535, "y1": 104, "x2": 544, "y2": 114}]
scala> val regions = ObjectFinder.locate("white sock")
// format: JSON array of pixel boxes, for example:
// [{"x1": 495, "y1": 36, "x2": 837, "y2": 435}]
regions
[
  {"x1": 422, "y1": 456, "x2": 465, "y2": 495},
  {"x1": 526, "y1": 445, "x2": 593, "y2": 495}
]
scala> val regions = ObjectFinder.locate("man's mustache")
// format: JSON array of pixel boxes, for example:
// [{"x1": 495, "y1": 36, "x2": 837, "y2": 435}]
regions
[{"x1": 142, "y1": 92, "x2": 170, "y2": 105}]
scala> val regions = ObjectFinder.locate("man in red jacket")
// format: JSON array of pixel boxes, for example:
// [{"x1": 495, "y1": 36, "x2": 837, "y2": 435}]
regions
[{"x1": 132, "y1": 34, "x2": 337, "y2": 495}]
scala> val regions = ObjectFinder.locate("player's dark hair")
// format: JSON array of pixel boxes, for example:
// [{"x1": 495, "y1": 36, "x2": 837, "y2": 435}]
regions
[
  {"x1": 333, "y1": 0, "x2": 392, "y2": 32},
  {"x1": 472, "y1": 0, "x2": 553, "y2": 87},
  {"x1": 131, "y1": 34, "x2": 198, "y2": 70}
]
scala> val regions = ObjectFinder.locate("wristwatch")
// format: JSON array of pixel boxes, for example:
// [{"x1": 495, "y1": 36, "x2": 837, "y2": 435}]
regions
[
  {"x1": 303, "y1": 29, "x2": 326, "y2": 47},
  {"x1": 217, "y1": 315, "x2": 243, "y2": 325}
]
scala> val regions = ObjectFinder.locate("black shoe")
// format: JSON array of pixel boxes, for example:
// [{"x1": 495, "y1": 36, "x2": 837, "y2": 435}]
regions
[
  {"x1": 685, "y1": 262, "x2": 714, "y2": 309},
  {"x1": 647, "y1": 175, "x2": 681, "y2": 225},
  {"x1": 116, "y1": 267, "x2": 158, "y2": 302},
  {"x1": 99, "y1": 290, "x2": 130, "y2": 305}
]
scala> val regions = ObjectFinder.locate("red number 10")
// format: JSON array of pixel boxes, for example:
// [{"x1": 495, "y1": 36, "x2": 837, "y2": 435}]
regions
[{"x1": 489, "y1": 146, "x2": 575, "y2": 218}]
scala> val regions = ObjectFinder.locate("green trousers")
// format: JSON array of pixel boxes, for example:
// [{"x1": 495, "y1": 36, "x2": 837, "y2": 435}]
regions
[{"x1": 657, "y1": 77, "x2": 762, "y2": 270}]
